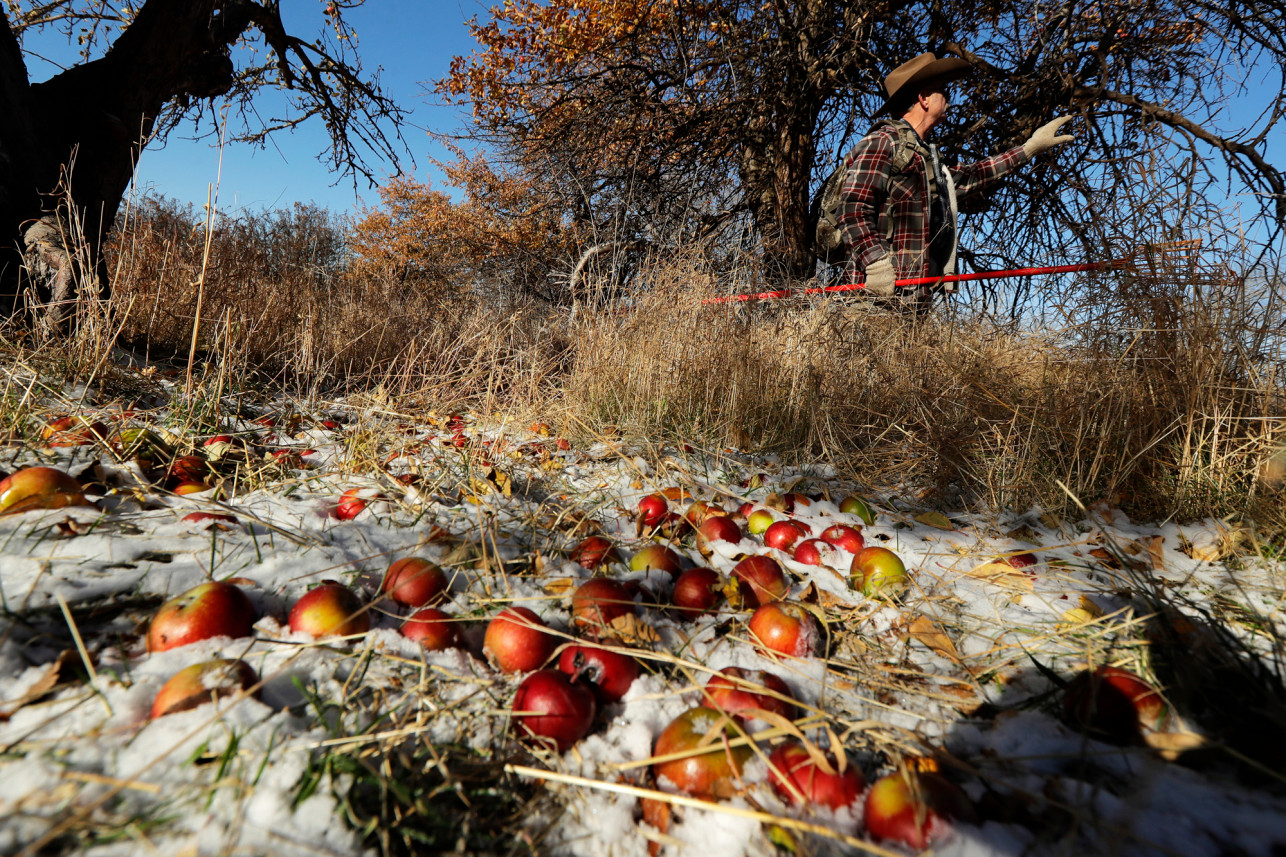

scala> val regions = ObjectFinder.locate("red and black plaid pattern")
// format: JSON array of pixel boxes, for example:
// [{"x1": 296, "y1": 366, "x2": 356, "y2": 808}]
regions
[{"x1": 838, "y1": 119, "x2": 1029, "y2": 289}]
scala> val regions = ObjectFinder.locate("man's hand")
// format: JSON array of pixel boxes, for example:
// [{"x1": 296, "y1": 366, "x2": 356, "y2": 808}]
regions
[
  {"x1": 863, "y1": 257, "x2": 897, "y2": 296},
  {"x1": 1022, "y1": 116, "x2": 1075, "y2": 158}
]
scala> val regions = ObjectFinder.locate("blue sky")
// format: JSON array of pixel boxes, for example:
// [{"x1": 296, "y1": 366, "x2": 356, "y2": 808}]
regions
[{"x1": 22, "y1": 1, "x2": 486, "y2": 216}]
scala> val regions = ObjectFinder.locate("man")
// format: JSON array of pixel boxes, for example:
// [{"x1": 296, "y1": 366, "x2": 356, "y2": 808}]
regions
[{"x1": 837, "y1": 52, "x2": 1074, "y2": 310}]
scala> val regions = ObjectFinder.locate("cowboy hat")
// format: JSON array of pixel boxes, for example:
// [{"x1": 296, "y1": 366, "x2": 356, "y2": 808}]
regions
[{"x1": 875, "y1": 52, "x2": 971, "y2": 116}]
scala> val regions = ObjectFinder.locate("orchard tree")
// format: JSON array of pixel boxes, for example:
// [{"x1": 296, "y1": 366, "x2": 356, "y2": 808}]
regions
[
  {"x1": 0, "y1": 1, "x2": 406, "y2": 328},
  {"x1": 440, "y1": 0, "x2": 1285, "y2": 292}
]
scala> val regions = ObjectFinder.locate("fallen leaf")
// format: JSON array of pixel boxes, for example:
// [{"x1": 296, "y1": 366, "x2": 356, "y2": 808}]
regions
[
  {"x1": 914, "y1": 511, "x2": 956, "y2": 530},
  {"x1": 0, "y1": 650, "x2": 77, "y2": 720},
  {"x1": 907, "y1": 615, "x2": 961, "y2": 662},
  {"x1": 542, "y1": 577, "x2": 576, "y2": 597},
  {"x1": 963, "y1": 560, "x2": 1035, "y2": 590},
  {"x1": 604, "y1": 613, "x2": 660, "y2": 645}
]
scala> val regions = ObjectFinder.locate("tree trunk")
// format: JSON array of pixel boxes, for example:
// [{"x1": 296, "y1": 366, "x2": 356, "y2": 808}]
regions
[{"x1": 0, "y1": 2, "x2": 233, "y2": 331}]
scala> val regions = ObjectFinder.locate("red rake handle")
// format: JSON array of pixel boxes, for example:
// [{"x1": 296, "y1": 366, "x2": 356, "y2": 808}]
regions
[{"x1": 701, "y1": 261, "x2": 1123, "y2": 305}]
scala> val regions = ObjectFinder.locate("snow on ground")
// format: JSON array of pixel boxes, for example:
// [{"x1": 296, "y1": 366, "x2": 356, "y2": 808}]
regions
[{"x1": 2, "y1": 367, "x2": 1285, "y2": 856}]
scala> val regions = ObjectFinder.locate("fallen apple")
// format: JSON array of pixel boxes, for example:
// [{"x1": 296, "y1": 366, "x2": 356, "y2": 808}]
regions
[
  {"x1": 748, "y1": 602, "x2": 820, "y2": 658},
  {"x1": 702, "y1": 667, "x2": 799, "y2": 722},
  {"x1": 671, "y1": 567, "x2": 724, "y2": 617},
  {"x1": 746, "y1": 508, "x2": 776, "y2": 535},
  {"x1": 638, "y1": 493, "x2": 669, "y2": 528},
  {"x1": 767, "y1": 741, "x2": 864, "y2": 810},
  {"x1": 839, "y1": 495, "x2": 876, "y2": 525},
  {"x1": 763, "y1": 520, "x2": 809, "y2": 552},
  {"x1": 557, "y1": 643, "x2": 640, "y2": 704},
  {"x1": 864, "y1": 769, "x2": 974, "y2": 850},
  {"x1": 683, "y1": 500, "x2": 723, "y2": 529},
  {"x1": 1062, "y1": 665, "x2": 1167, "y2": 743},
  {"x1": 381, "y1": 557, "x2": 449, "y2": 608},
  {"x1": 167, "y1": 455, "x2": 210, "y2": 486},
  {"x1": 172, "y1": 480, "x2": 213, "y2": 496},
  {"x1": 628, "y1": 543, "x2": 684, "y2": 577},
  {"x1": 653, "y1": 706, "x2": 752, "y2": 799},
  {"x1": 0, "y1": 466, "x2": 93, "y2": 515},
  {"x1": 400, "y1": 607, "x2": 460, "y2": 650},
  {"x1": 792, "y1": 538, "x2": 837, "y2": 567},
  {"x1": 570, "y1": 535, "x2": 621, "y2": 569},
  {"x1": 852, "y1": 546, "x2": 907, "y2": 597},
  {"x1": 336, "y1": 487, "x2": 379, "y2": 521},
  {"x1": 820, "y1": 523, "x2": 865, "y2": 555},
  {"x1": 730, "y1": 555, "x2": 789, "y2": 607},
  {"x1": 147, "y1": 581, "x2": 257, "y2": 652},
  {"x1": 288, "y1": 582, "x2": 371, "y2": 639},
  {"x1": 696, "y1": 515, "x2": 742, "y2": 555},
  {"x1": 151, "y1": 658, "x2": 259, "y2": 718},
  {"x1": 484, "y1": 606, "x2": 557, "y2": 673},
  {"x1": 512, "y1": 669, "x2": 597, "y2": 752},
  {"x1": 570, "y1": 578, "x2": 635, "y2": 637}
]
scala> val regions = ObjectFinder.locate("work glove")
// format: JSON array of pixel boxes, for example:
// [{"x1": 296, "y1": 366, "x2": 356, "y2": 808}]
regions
[
  {"x1": 863, "y1": 256, "x2": 897, "y2": 297},
  {"x1": 1022, "y1": 115, "x2": 1075, "y2": 158}
]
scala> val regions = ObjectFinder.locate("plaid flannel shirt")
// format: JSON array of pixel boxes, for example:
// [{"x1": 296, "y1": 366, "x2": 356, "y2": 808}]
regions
[{"x1": 838, "y1": 119, "x2": 1030, "y2": 290}]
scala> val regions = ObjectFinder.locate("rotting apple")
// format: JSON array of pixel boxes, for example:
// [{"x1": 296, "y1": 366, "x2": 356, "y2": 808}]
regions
[
  {"x1": 381, "y1": 557, "x2": 449, "y2": 608},
  {"x1": 748, "y1": 603, "x2": 820, "y2": 659},
  {"x1": 746, "y1": 508, "x2": 776, "y2": 535},
  {"x1": 763, "y1": 520, "x2": 810, "y2": 552},
  {"x1": 628, "y1": 543, "x2": 684, "y2": 577},
  {"x1": 1062, "y1": 665, "x2": 1167, "y2": 744},
  {"x1": 653, "y1": 706, "x2": 753, "y2": 799},
  {"x1": 671, "y1": 567, "x2": 724, "y2": 617},
  {"x1": 703, "y1": 667, "x2": 799, "y2": 722},
  {"x1": 0, "y1": 466, "x2": 93, "y2": 515},
  {"x1": 151, "y1": 658, "x2": 259, "y2": 719},
  {"x1": 287, "y1": 582, "x2": 371, "y2": 640},
  {"x1": 852, "y1": 546, "x2": 908, "y2": 597},
  {"x1": 147, "y1": 581, "x2": 257, "y2": 652},
  {"x1": 839, "y1": 495, "x2": 876, "y2": 526},
  {"x1": 400, "y1": 607, "x2": 460, "y2": 651},
  {"x1": 864, "y1": 769, "x2": 974, "y2": 850},
  {"x1": 820, "y1": 524, "x2": 865, "y2": 555},
  {"x1": 570, "y1": 535, "x2": 621, "y2": 570},
  {"x1": 557, "y1": 643, "x2": 640, "y2": 704},
  {"x1": 767, "y1": 741, "x2": 864, "y2": 810},
  {"x1": 638, "y1": 493, "x2": 669, "y2": 528},
  {"x1": 683, "y1": 500, "x2": 723, "y2": 529},
  {"x1": 731, "y1": 555, "x2": 789, "y2": 608},
  {"x1": 484, "y1": 606, "x2": 557, "y2": 673},
  {"x1": 512, "y1": 669, "x2": 597, "y2": 752},
  {"x1": 570, "y1": 578, "x2": 635, "y2": 637}
]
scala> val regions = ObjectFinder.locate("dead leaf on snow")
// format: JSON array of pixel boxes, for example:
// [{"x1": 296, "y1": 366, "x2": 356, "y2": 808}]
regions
[
  {"x1": 543, "y1": 577, "x2": 577, "y2": 597},
  {"x1": 963, "y1": 560, "x2": 1035, "y2": 591},
  {"x1": 907, "y1": 615, "x2": 962, "y2": 663},
  {"x1": 0, "y1": 650, "x2": 77, "y2": 720},
  {"x1": 914, "y1": 511, "x2": 956, "y2": 531},
  {"x1": 605, "y1": 613, "x2": 660, "y2": 645}
]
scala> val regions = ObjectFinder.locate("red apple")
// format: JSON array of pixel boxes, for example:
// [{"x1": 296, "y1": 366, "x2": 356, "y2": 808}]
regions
[
  {"x1": 288, "y1": 582, "x2": 370, "y2": 639},
  {"x1": 792, "y1": 538, "x2": 837, "y2": 566},
  {"x1": 767, "y1": 742, "x2": 864, "y2": 810},
  {"x1": 0, "y1": 466, "x2": 92, "y2": 514},
  {"x1": 629, "y1": 543, "x2": 684, "y2": 576},
  {"x1": 557, "y1": 644, "x2": 640, "y2": 704},
  {"x1": 748, "y1": 602, "x2": 820, "y2": 658},
  {"x1": 570, "y1": 535, "x2": 621, "y2": 569},
  {"x1": 702, "y1": 667, "x2": 799, "y2": 722},
  {"x1": 336, "y1": 487, "x2": 378, "y2": 520},
  {"x1": 820, "y1": 524, "x2": 865, "y2": 554},
  {"x1": 864, "y1": 770, "x2": 974, "y2": 850},
  {"x1": 671, "y1": 567, "x2": 724, "y2": 617},
  {"x1": 203, "y1": 434, "x2": 235, "y2": 447},
  {"x1": 1005, "y1": 552, "x2": 1039, "y2": 568},
  {"x1": 852, "y1": 546, "x2": 907, "y2": 597},
  {"x1": 763, "y1": 520, "x2": 809, "y2": 551},
  {"x1": 167, "y1": 455, "x2": 210, "y2": 486},
  {"x1": 381, "y1": 557, "x2": 449, "y2": 607},
  {"x1": 653, "y1": 706, "x2": 752, "y2": 799},
  {"x1": 730, "y1": 555, "x2": 789, "y2": 607},
  {"x1": 400, "y1": 607, "x2": 460, "y2": 650},
  {"x1": 151, "y1": 658, "x2": 259, "y2": 718},
  {"x1": 696, "y1": 515, "x2": 742, "y2": 555},
  {"x1": 570, "y1": 578, "x2": 635, "y2": 637},
  {"x1": 839, "y1": 495, "x2": 876, "y2": 525},
  {"x1": 512, "y1": 669, "x2": 597, "y2": 752},
  {"x1": 746, "y1": 509, "x2": 776, "y2": 535},
  {"x1": 638, "y1": 493, "x2": 669, "y2": 528},
  {"x1": 484, "y1": 606, "x2": 557, "y2": 673},
  {"x1": 1063, "y1": 665, "x2": 1167, "y2": 743},
  {"x1": 182, "y1": 511, "x2": 239, "y2": 526},
  {"x1": 147, "y1": 581, "x2": 257, "y2": 652}
]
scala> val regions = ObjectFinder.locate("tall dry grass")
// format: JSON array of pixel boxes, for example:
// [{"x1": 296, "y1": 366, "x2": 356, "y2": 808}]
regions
[{"x1": 90, "y1": 197, "x2": 1286, "y2": 524}]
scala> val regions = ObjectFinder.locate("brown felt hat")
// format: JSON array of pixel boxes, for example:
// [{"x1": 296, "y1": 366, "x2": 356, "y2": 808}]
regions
[{"x1": 876, "y1": 52, "x2": 971, "y2": 116}]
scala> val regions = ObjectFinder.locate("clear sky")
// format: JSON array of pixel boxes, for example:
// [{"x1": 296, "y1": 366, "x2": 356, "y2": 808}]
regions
[{"x1": 22, "y1": 1, "x2": 487, "y2": 217}]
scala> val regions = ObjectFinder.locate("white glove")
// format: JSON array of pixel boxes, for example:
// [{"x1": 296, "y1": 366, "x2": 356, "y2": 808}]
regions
[
  {"x1": 1022, "y1": 116, "x2": 1075, "y2": 158},
  {"x1": 863, "y1": 256, "x2": 896, "y2": 296}
]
